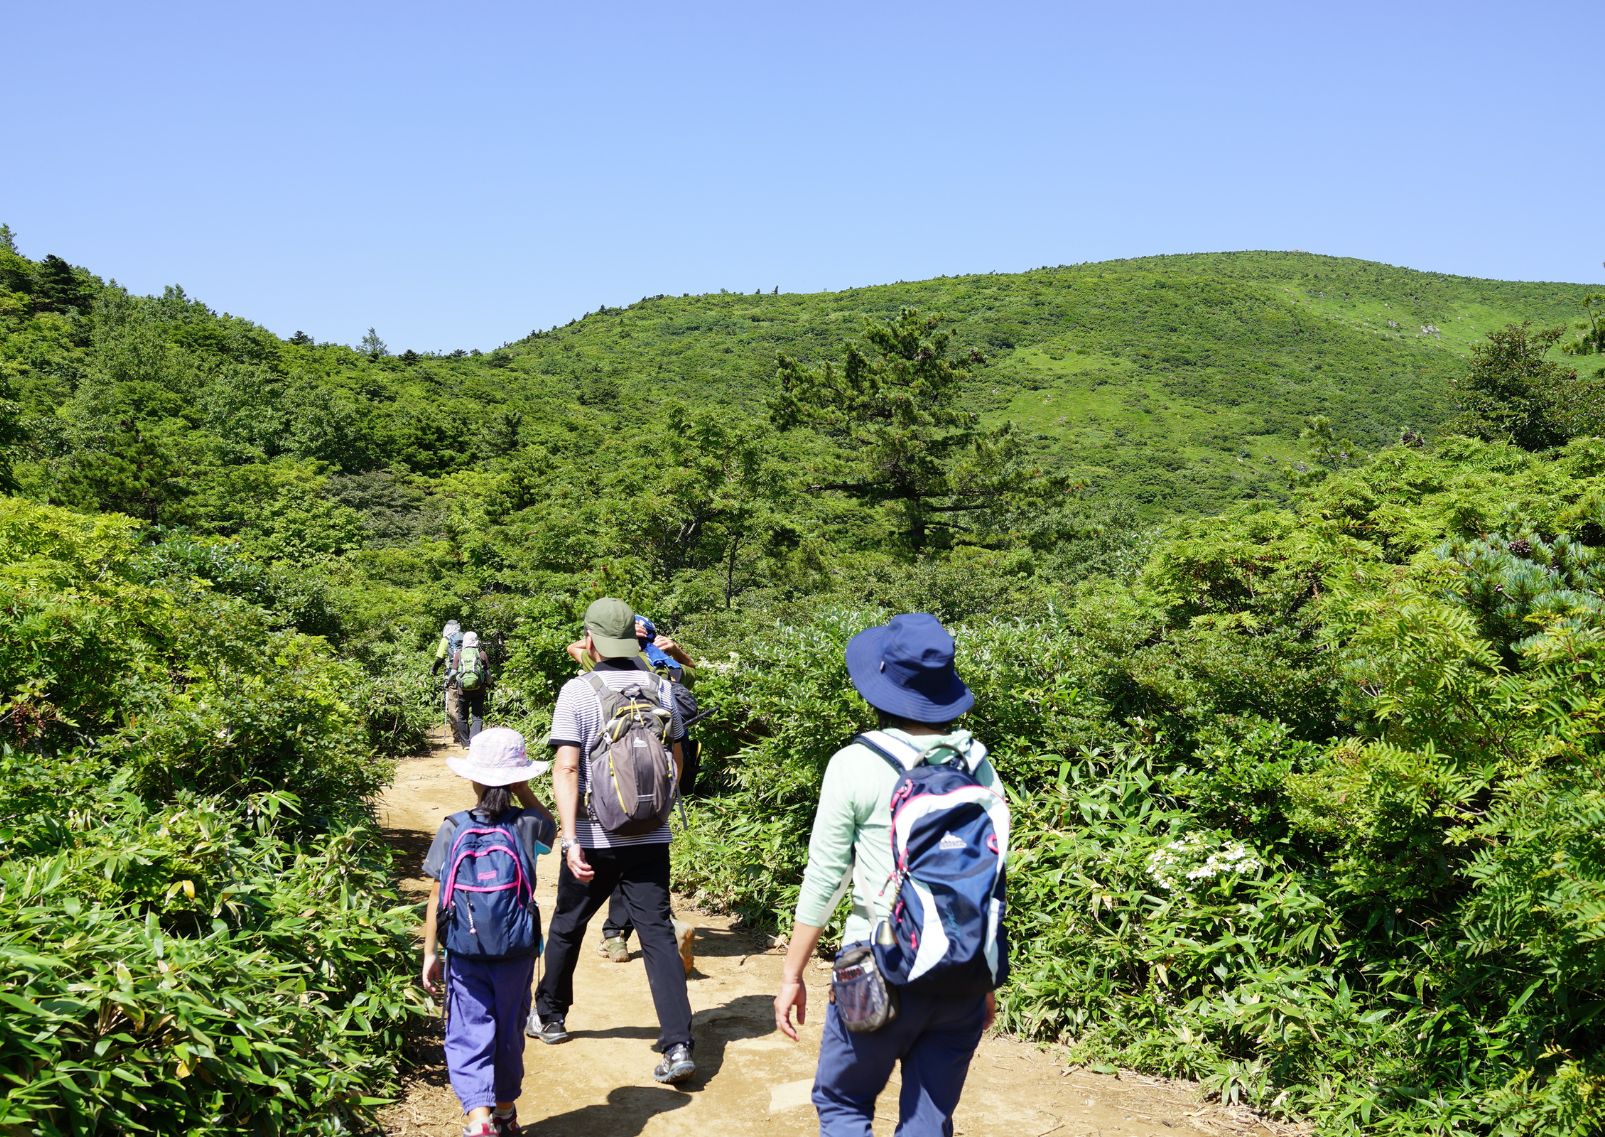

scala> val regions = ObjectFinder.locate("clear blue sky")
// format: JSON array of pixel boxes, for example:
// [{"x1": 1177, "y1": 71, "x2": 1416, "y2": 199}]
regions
[{"x1": 5, "y1": 1, "x2": 1600, "y2": 352}]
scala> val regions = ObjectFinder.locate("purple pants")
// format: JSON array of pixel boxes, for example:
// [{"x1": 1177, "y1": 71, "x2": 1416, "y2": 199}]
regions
[{"x1": 445, "y1": 954, "x2": 535, "y2": 1113}]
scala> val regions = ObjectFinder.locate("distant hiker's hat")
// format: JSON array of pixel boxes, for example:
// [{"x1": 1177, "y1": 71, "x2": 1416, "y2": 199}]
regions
[
  {"x1": 443, "y1": 619, "x2": 460, "y2": 635},
  {"x1": 845, "y1": 613, "x2": 974, "y2": 723},
  {"x1": 447, "y1": 726, "x2": 548, "y2": 784},
  {"x1": 461, "y1": 631, "x2": 479, "y2": 648},
  {"x1": 585, "y1": 597, "x2": 639, "y2": 658}
]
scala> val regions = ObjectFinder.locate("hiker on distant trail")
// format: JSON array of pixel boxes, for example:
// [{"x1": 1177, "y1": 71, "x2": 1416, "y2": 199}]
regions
[
  {"x1": 432, "y1": 619, "x2": 464, "y2": 741},
  {"x1": 774, "y1": 612, "x2": 1011, "y2": 1137},
  {"x1": 420, "y1": 728, "x2": 557, "y2": 1137},
  {"x1": 598, "y1": 614, "x2": 699, "y2": 970},
  {"x1": 528, "y1": 597, "x2": 697, "y2": 1085},
  {"x1": 446, "y1": 631, "x2": 493, "y2": 747}
]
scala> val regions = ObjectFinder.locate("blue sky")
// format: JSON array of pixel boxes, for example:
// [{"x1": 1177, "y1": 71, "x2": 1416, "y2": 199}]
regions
[{"x1": 5, "y1": 1, "x2": 1600, "y2": 351}]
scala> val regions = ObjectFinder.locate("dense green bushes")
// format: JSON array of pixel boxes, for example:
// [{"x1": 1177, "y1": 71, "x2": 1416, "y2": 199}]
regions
[
  {"x1": 0, "y1": 500, "x2": 421, "y2": 1133},
  {"x1": 677, "y1": 439, "x2": 1605, "y2": 1136}
]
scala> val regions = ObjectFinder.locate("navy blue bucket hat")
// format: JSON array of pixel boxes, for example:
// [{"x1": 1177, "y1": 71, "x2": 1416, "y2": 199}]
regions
[{"x1": 844, "y1": 613, "x2": 974, "y2": 723}]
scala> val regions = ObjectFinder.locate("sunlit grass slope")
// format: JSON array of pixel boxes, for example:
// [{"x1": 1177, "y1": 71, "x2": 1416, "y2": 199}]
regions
[{"x1": 501, "y1": 251, "x2": 1598, "y2": 514}]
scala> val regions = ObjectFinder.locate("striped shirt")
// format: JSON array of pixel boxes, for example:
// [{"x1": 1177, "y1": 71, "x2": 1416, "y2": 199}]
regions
[{"x1": 549, "y1": 661, "x2": 685, "y2": 849}]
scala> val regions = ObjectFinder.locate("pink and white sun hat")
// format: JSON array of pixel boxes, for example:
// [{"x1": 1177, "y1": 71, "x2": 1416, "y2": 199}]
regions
[{"x1": 446, "y1": 726, "x2": 549, "y2": 784}]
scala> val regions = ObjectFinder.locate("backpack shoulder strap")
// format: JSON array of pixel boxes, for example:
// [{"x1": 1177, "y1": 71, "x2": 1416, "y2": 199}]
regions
[
  {"x1": 850, "y1": 732, "x2": 907, "y2": 776},
  {"x1": 439, "y1": 811, "x2": 473, "y2": 908}
]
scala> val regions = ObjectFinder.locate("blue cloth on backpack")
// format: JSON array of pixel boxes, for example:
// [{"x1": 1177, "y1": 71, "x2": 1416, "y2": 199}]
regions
[{"x1": 643, "y1": 641, "x2": 680, "y2": 674}]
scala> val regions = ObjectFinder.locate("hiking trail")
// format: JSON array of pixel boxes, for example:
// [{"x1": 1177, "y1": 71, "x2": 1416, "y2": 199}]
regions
[{"x1": 378, "y1": 744, "x2": 1298, "y2": 1137}]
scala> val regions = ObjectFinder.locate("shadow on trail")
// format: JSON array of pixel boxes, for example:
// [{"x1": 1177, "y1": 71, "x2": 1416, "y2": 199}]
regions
[
  {"x1": 680, "y1": 925, "x2": 773, "y2": 969},
  {"x1": 383, "y1": 826, "x2": 435, "y2": 873},
  {"x1": 683, "y1": 993, "x2": 777, "y2": 1089},
  {"x1": 568, "y1": 1023, "x2": 661, "y2": 1041},
  {"x1": 521, "y1": 1084, "x2": 690, "y2": 1136},
  {"x1": 397, "y1": 1015, "x2": 452, "y2": 1094},
  {"x1": 686, "y1": 924, "x2": 771, "y2": 961}
]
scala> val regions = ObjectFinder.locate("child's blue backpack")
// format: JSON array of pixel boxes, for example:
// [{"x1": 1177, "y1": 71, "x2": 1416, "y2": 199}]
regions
[
  {"x1": 856, "y1": 733, "x2": 1011, "y2": 997},
  {"x1": 438, "y1": 810, "x2": 541, "y2": 959}
]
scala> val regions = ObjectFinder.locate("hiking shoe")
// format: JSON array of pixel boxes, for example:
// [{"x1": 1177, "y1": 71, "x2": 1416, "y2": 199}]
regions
[
  {"x1": 652, "y1": 1042, "x2": 695, "y2": 1085},
  {"x1": 491, "y1": 1107, "x2": 519, "y2": 1137},
  {"x1": 673, "y1": 919, "x2": 696, "y2": 976},
  {"x1": 599, "y1": 935, "x2": 630, "y2": 963},
  {"x1": 463, "y1": 1122, "x2": 496, "y2": 1137},
  {"x1": 527, "y1": 1013, "x2": 568, "y2": 1044}
]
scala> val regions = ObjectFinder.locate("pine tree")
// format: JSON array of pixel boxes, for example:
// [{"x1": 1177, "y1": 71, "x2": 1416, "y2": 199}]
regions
[
  {"x1": 773, "y1": 307, "x2": 1063, "y2": 554},
  {"x1": 1454, "y1": 322, "x2": 1603, "y2": 449},
  {"x1": 35, "y1": 254, "x2": 88, "y2": 313}
]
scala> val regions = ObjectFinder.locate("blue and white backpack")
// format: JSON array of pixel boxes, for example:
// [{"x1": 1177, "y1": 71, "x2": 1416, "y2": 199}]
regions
[
  {"x1": 438, "y1": 810, "x2": 541, "y2": 959},
  {"x1": 856, "y1": 732, "x2": 1011, "y2": 996}
]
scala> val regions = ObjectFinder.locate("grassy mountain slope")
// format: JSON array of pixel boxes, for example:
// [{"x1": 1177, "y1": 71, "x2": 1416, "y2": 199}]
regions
[
  {"x1": 5, "y1": 243, "x2": 1593, "y2": 525},
  {"x1": 498, "y1": 251, "x2": 1599, "y2": 513}
]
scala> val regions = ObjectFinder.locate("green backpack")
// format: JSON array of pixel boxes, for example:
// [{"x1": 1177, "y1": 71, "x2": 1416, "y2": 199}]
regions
[{"x1": 455, "y1": 646, "x2": 486, "y2": 692}]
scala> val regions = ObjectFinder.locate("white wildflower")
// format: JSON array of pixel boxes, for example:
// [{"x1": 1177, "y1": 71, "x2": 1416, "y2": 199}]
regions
[{"x1": 1147, "y1": 835, "x2": 1261, "y2": 891}]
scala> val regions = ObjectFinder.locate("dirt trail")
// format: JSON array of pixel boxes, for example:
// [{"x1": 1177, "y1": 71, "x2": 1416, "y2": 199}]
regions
[{"x1": 378, "y1": 746, "x2": 1288, "y2": 1137}]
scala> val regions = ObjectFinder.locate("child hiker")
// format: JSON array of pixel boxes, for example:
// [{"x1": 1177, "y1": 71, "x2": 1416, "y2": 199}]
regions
[{"x1": 421, "y1": 727, "x2": 557, "y2": 1137}]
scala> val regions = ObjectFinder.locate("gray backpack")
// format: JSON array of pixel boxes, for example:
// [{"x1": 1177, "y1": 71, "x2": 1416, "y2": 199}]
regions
[{"x1": 583, "y1": 672, "x2": 676, "y2": 835}]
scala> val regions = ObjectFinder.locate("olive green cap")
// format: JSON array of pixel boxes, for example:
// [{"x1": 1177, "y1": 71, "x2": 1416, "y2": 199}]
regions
[{"x1": 584, "y1": 597, "x2": 639, "y2": 659}]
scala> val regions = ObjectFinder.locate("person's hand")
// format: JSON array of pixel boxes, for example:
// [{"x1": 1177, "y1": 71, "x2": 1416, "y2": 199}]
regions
[
  {"x1": 565, "y1": 842, "x2": 594, "y2": 883},
  {"x1": 421, "y1": 950, "x2": 443, "y2": 994},
  {"x1": 983, "y1": 990, "x2": 997, "y2": 1031},
  {"x1": 774, "y1": 974, "x2": 807, "y2": 1041}
]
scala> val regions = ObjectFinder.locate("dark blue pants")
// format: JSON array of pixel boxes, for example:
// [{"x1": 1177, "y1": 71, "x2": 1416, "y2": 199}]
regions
[
  {"x1": 812, "y1": 960, "x2": 987, "y2": 1137},
  {"x1": 445, "y1": 954, "x2": 534, "y2": 1113}
]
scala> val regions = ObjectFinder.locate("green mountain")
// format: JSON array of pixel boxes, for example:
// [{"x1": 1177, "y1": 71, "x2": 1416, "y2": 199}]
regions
[
  {"x1": 5, "y1": 243, "x2": 1596, "y2": 526},
  {"x1": 494, "y1": 250, "x2": 1599, "y2": 512}
]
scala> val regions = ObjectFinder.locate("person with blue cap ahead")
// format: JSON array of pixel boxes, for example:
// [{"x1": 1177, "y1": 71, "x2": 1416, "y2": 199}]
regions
[
  {"x1": 560, "y1": 613, "x2": 695, "y2": 678},
  {"x1": 773, "y1": 612, "x2": 1008, "y2": 1137},
  {"x1": 634, "y1": 614, "x2": 695, "y2": 676}
]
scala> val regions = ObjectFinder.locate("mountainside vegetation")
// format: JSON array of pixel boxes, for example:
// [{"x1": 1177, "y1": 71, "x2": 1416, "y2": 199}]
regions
[{"x1": 2, "y1": 226, "x2": 1602, "y2": 1134}]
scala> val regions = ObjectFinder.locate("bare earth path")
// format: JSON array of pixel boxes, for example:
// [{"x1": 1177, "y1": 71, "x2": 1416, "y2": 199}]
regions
[{"x1": 378, "y1": 747, "x2": 1290, "y2": 1137}]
